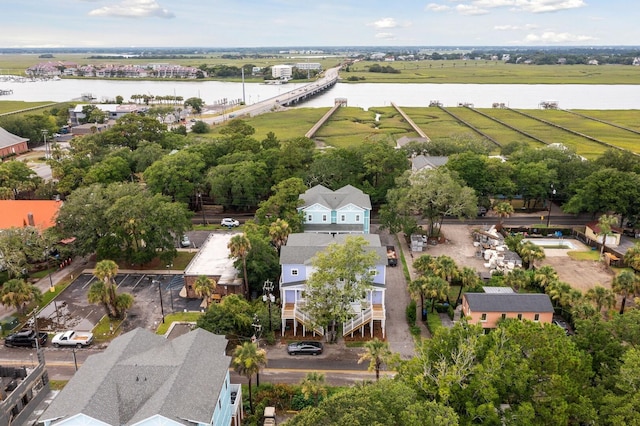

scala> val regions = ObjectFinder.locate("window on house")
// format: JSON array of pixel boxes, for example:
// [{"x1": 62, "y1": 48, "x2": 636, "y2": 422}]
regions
[
  {"x1": 341, "y1": 214, "x2": 346, "y2": 222},
  {"x1": 534, "y1": 313, "x2": 540, "y2": 322},
  {"x1": 307, "y1": 214, "x2": 312, "y2": 222},
  {"x1": 370, "y1": 269, "x2": 377, "y2": 276},
  {"x1": 356, "y1": 214, "x2": 360, "y2": 222},
  {"x1": 322, "y1": 214, "x2": 327, "y2": 222},
  {"x1": 517, "y1": 313, "x2": 523, "y2": 320},
  {"x1": 480, "y1": 313, "x2": 487, "y2": 321},
  {"x1": 291, "y1": 269, "x2": 298, "y2": 276},
  {"x1": 501, "y1": 313, "x2": 507, "y2": 320}
]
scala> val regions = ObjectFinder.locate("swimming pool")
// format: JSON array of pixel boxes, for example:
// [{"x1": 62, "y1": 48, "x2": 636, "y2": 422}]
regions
[{"x1": 524, "y1": 238, "x2": 576, "y2": 249}]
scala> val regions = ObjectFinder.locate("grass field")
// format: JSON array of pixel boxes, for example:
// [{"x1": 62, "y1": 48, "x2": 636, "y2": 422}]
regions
[
  {"x1": 2, "y1": 54, "x2": 640, "y2": 85},
  {"x1": 345, "y1": 61, "x2": 640, "y2": 85}
]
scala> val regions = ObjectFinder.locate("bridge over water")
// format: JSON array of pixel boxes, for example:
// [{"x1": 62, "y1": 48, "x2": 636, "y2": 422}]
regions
[{"x1": 204, "y1": 66, "x2": 340, "y2": 125}]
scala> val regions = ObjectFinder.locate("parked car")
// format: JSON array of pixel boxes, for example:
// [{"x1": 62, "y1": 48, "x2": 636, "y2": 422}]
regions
[
  {"x1": 287, "y1": 341, "x2": 323, "y2": 356},
  {"x1": 4, "y1": 329, "x2": 48, "y2": 348},
  {"x1": 180, "y1": 234, "x2": 191, "y2": 247},
  {"x1": 51, "y1": 330, "x2": 94, "y2": 348},
  {"x1": 221, "y1": 218, "x2": 240, "y2": 227},
  {"x1": 553, "y1": 319, "x2": 571, "y2": 335}
]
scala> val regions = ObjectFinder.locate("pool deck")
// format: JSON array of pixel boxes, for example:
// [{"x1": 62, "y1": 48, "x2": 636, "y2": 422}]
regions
[{"x1": 524, "y1": 238, "x2": 590, "y2": 257}]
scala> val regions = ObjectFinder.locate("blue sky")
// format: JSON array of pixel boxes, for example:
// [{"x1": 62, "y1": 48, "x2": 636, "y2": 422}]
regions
[{"x1": 3, "y1": 0, "x2": 637, "y2": 48}]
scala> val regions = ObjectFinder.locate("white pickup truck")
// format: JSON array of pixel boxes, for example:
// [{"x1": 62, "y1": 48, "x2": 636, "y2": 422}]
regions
[{"x1": 51, "y1": 330, "x2": 94, "y2": 348}]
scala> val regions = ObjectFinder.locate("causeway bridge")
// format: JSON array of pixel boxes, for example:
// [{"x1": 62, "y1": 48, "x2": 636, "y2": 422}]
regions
[{"x1": 205, "y1": 66, "x2": 340, "y2": 125}]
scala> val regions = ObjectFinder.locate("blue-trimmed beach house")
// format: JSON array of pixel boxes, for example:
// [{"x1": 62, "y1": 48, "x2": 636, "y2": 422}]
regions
[{"x1": 298, "y1": 185, "x2": 371, "y2": 234}]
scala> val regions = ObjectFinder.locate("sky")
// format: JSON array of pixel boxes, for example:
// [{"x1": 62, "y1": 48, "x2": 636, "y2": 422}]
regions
[{"x1": 2, "y1": 0, "x2": 638, "y2": 49}]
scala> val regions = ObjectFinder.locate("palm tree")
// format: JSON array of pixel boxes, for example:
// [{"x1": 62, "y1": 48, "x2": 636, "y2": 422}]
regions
[
  {"x1": 623, "y1": 242, "x2": 640, "y2": 272},
  {"x1": 504, "y1": 268, "x2": 532, "y2": 292},
  {"x1": 0, "y1": 278, "x2": 42, "y2": 314},
  {"x1": 570, "y1": 301, "x2": 598, "y2": 321},
  {"x1": 546, "y1": 280, "x2": 572, "y2": 308},
  {"x1": 412, "y1": 254, "x2": 436, "y2": 276},
  {"x1": 519, "y1": 241, "x2": 545, "y2": 270},
  {"x1": 358, "y1": 338, "x2": 393, "y2": 381},
  {"x1": 87, "y1": 281, "x2": 113, "y2": 317},
  {"x1": 300, "y1": 372, "x2": 327, "y2": 405},
  {"x1": 597, "y1": 214, "x2": 619, "y2": 257},
  {"x1": 456, "y1": 267, "x2": 479, "y2": 306},
  {"x1": 585, "y1": 285, "x2": 616, "y2": 314},
  {"x1": 612, "y1": 270, "x2": 639, "y2": 314},
  {"x1": 533, "y1": 266, "x2": 559, "y2": 291},
  {"x1": 90, "y1": 260, "x2": 133, "y2": 319},
  {"x1": 408, "y1": 276, "x2": 428, "y2": 318},
  {"x1": 232, "y1": 341, "x2": 267, "y2": 414},
  {"x1": 228, "y1": 234, "x2": 252, "y2": 297},
  {"x1": 268, "y1": 218, "x2": 291, "y2": 254},
  {"x1": 494, "y1": 201, "x2": 514, "y2": 228},
  {"x1": 193, "y1": 275, "x2": 216, "y2": 308},
  {"x1": 423, "y1": 275, "x2": 449, "y2": 313}
]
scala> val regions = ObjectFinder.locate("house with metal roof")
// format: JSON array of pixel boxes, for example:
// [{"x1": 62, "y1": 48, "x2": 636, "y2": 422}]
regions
[
  {"x1": 298, "y1": 184, "x2": 371, "y2": 234},
  {"x1": 462, "y1": 293, "x2": 554, "y2": 329},
  {"x1": 0, "y1": 127, "x2": 29, "y2": 158},
  {"x1": 279, "y1": 233, "x2": 387, "y2": 338},
  {"x1": 39, "y1": 327, "x2": 243, "y2": 426}
]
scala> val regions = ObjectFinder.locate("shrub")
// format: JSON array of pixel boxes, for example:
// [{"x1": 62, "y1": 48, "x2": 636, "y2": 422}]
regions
[
  {"x1": 291, "y1": 393, "x2": 314, "y2": 411},
  {"x1": 406, "y1": 299, "x2": 417, "y2": 325}
]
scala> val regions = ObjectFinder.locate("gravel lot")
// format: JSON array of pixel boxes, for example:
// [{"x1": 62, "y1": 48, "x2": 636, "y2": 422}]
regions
[{"x1": 424, "y1": 224, "x2": 614, "y2": 293}]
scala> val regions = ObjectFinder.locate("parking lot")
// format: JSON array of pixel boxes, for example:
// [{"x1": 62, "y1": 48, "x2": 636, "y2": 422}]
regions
[{"x1": 37, "y1": 272, "x2": 202, "y2": 333}]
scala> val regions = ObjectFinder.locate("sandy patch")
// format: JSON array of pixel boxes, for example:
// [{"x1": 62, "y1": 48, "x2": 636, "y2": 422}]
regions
[{"x1": 420, "y1": 224, "x2": 614, "y2": 293}]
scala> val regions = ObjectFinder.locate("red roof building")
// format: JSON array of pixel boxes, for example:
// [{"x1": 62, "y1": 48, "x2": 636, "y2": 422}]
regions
[{"x1": 0, "y1": 200, "x2": 62, "y2": 230}]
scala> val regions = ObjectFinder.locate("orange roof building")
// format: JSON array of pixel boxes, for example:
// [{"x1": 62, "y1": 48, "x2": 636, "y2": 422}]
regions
[{"x1": 0, "y1": 200, "x2": 62, "y2": 230}]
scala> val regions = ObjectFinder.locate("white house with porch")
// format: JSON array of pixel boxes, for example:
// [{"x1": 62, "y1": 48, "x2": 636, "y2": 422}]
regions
[
  {"x1": 298, "y1": 184, "x2": 371, "y2": 234},
  {"x1": 279, "y1": 233, "x2": 387, "y2": 338}
]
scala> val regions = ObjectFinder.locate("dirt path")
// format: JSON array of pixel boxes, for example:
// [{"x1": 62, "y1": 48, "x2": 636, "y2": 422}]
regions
[{"x1": 423, "y1": 224, "x2": 614, "y2": 293}]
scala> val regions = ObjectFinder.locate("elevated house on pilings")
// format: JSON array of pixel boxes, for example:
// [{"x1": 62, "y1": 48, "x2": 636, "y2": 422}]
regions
[{"x1": 279, "y1": 233, "x2": 388, "y2": 339}]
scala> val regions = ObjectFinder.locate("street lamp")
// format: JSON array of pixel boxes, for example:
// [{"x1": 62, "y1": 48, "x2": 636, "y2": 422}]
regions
[
  {"x1": 41, "y1": 129, "x2": 49, "y2": 159},
  {"x1": 546, "y1": 184, "x2": 557, "y2": 227},
  {"x1": 154, "y1": 279, "x2": 165, "y2": 323},
  {"x1": 46, "y1": 247, "x2": 61, "y2": 328},
  {"x1": 197, "y1": 192, "x2": 206, "y2": 225},
  {"x1": 166, "y1": 264, "x2": 174, "y2": 312},
  {"x1": 262, "y1": 280, "x2": 275, "y2": 333}
]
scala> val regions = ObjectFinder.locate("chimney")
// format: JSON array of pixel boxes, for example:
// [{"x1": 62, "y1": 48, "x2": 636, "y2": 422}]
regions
[{"x1": 27, "y1": 212, "x2": 35, "y2": 227}]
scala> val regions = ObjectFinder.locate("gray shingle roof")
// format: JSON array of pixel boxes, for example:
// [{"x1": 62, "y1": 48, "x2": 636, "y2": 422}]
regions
[
  {"x1": 40, "y1": 328, "x2": 230, "y2": 425},
  {"x1": 411, "y1": 155, "x2": 449, "y2": 171},
  {"x1": 280, "y1": 233, "x2": 387, "y2": 265},
  {"x1": 0, "y1": 127, "x2": 28, "y2": 149},
  {"x1": 299, "y1": 184, "x2": 371, "y2": 210},
  {"x1": 464, "y1": 293, "x2": 553, "y2": 313}
]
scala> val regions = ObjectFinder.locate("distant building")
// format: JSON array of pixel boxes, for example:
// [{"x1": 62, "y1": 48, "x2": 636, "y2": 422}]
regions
[
  {"x1": 411, "y1": 155, "x2": 448, "y2": 172},
  {"x1": 0, "y1": 127, "x2": 29, "y2": 158},
  {"x1": 295, "y1": 62, "x2": 322, "y2": 71},
  {"x1": 271, "y1": 65, "x2": 293, "y2": 80},
  {"x1": 69, "y1": 104, "x2": 148, "y2": 126}
]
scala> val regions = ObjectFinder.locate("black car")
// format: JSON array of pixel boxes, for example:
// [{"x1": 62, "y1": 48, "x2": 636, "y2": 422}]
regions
[
  {"x1": 287, "y1": 341, "x2": 323, "y2": 356},
  {"x1": 4, "y1": 329, "x2": 48, "y2": 348}
]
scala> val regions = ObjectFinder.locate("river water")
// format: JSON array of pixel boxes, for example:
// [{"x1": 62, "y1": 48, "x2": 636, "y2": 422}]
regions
[{"x1": 2, "y1": 78, "x2": 640, "y2": 110}]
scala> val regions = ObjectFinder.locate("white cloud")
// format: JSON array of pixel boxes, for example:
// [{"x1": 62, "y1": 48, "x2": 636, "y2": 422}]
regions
[
  {"x1": 471, "y1": 0, "x2": 586, "y2": 13},
  {"x1": 494, "y1": 23, "x2": 538, "y2": 30},
  {"x1": 456, "y1": 4, "x2": 489, "y2": 15},
  {"x1": 369, "y1": 17, "x2": 398, "y2": 29},
  {"x1": 88, "y1": 0, "x2": 175, "y2": 18},
  {"x1": 524, "y1": 31, "x2": 596, "y2": 43},
  {"x1": 516, "y1": 0, "x2": 587, "y2": 13},
  {"x1": 425, "y1": 3, "x2": 450, "y2": 12}
]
